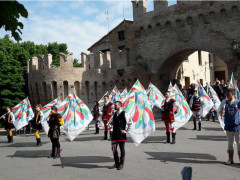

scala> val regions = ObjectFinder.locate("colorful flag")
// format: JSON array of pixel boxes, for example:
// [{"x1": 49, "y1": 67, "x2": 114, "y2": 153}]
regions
[
  {"x1": 217, "y1": 113, "x2": 225, "y2": 131},
  {"x1": 41, "y1": 97, "x2": 61, "y2": 135},
  {"x1": 58, "y1": 92, "x2": 93, "y2": 141},
  {"x1": 109, "y1": 86, "x2": 120, "y2": 104},
  {"x1": 227, "y1": 73, "x2": 240, "y2": 99},
  {"x1": 207, "y1": 84, "x2": 221, "y2": 111},
  {"x1": 147, "y1": 83, "x2": 165, "y2": 109},
  {"x1": 196, "y1": 80, "x2": 214, "y2": 117},
  {"x1": 120, "y1": 88, "x2": 128, "y2": 103},
  {"x1": 234, "y1": 80, "x2": 240, "y2": 100},
  {"x1": 168, "y1": 84, "x2": 193, "y2": 131},
  {"x1": 228, "y1": 73, "x2": 235, "y2": 89},
  {"x1": 98, "y1": 91, "x2": 109, "y2": 110},
  {"x1": 12, "y1": 97, "x2": 34, "y2": 130},
  {"x1": 168, "y1": 82, "x2": 173, "y2": 91},
  {"x1": 124, "y1": 80, "x2": 155, "y2": 146}
]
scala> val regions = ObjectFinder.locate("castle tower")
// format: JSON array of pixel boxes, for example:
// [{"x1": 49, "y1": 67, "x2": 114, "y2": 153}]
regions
[{"x1": 132, "y1": 0, "x2": 147, "y2": 24}]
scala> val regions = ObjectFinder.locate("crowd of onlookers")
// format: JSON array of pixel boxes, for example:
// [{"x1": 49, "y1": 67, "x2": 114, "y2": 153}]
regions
[{"x1": 177, "y1": 78, "x2": 229, "y2": 103}]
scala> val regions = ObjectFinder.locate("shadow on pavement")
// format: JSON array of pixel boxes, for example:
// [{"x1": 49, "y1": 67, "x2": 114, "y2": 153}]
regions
[
  {"x1": 72, "y1": 135, "x2": 167, "y2": 144},
  {"x1": 155, "y1": 126, "x2": 189, "y2": 131},
  {"x1": 7, "y1": 150, "x2": 51, "y2": 158},
  {"x1": 202, "y1": 127, "x2": 223, "y2": 131},
  {"x1": 189, "y1": 135, "x2": 227, "y2": 141},
  {"x1": 54, "y1": 156, "x2": 113, "y2": 169},
  {"x1": 69, "y1": 135, "x2": 104, "y2": 142},
  {"x1": 0, "y1": 142, "x2": 49, "y2": 148},
  {"x1": 145, "y1": 152, "x2": 223, "y2": 164},
  {"x1": 141, "y1": 136, "x2": 166, "y2": 144},
  {"x1": 155, "y1": 127, "x2": 168, "y2": 131}
]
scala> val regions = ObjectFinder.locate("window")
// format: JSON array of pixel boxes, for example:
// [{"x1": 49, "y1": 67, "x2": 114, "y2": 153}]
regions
[
  {"x1": 200, "y1": 79, "x2": 203, "y2": 86},
  {"x1": 85, "y1": 81, "x2": 90, "y2": 103},
  {"x1": 74, "y1": 81, "x2": 80, "y2": 97},
  {"x1": 198, "y1": 51, "x2": 202, "y2": 66},
  {"x1": 118, "y1": 45, "x2": 125, "y2": 50},
  {"x1": 118, "y1": 30, "x2": 125, "y2": 41},
  {"x1": 100, "y1": 49, "x2": 110, "y2": 53},
  {"x1": 209, "y1": 54, "x2": 213, "y2": 67},
  {"x1": 94, "y1": 81, "x2": 98, "y2": 101},
  {"x1": 63, "y1": 81, "x2": 68, "y2": 99},
  {"x1": 51, "y1": 81, "x2": 58, "y2": 99}
]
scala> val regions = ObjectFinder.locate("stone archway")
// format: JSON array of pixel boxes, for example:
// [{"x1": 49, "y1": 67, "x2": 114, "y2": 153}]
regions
[
  {"x1": 154, "y1": 46, "x2": 236, "y2": 90},
  {"x1": 132, "y1": 1, "x2": 240, "y2": 90}
]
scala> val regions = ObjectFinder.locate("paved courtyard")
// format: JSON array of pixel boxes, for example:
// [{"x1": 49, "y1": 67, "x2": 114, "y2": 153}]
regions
[{"x1": 0, "y1": 118, "x2": 239, "y2": 180}]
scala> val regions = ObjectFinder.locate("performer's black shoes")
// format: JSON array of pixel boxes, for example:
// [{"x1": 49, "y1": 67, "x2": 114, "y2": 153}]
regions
[
  {"x1": 94, "y1": 128, "x2": 99, "y2": 134},
  {"x1": 108, "y1": 132, "x2": 112, "y2": 141},
  {"x1": 109, "y1": 164, "x2": 118, "y2": 169},
  {"x1": 103, "y1": 131, "x2": 108, "y2": 140},
  {"x1": 198, "y1": 122, "x2": 201, "y2": 131},
  {"x1": 109, "y1": 156, "x2": 119, "y2": 169},
  {"x1": 36, "y1": 138, "x2": 42, "y2": 147},
  {"x1": 54, "y1": 150, "x2": 61, "y2": 159},
  {"x1": 117, "y1": 157, "x2": 125, "y2": 170},
  {"x1": 48, "y1": 154, "x2": 54, "y2": 158},
  {"x1": 7, "y1": 136, "x2": 13, "y2": 143},
  {"x1": 193, "y1": 122, "x2": 197, "y2": 130},
  {"x1": 165, "y1": 132, "x2": 170, "y2": 144},
  {"x1": 171, "y1": 133, "x2": 176, "y2": 144}
]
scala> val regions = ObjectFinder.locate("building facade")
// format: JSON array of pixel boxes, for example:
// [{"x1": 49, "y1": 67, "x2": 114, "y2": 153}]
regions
[
  {"x1": 175, "y1": 51, "x2": 228, "y2": 87},
  {"x1": 28, "y1": 1, "x2": 240, "y2": 107}
]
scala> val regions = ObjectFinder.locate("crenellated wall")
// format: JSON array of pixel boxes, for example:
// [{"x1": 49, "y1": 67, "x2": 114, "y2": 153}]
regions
[
  {"x1": 28, "y1": 0, "x2": 240, "y2": 108},
  {"x1": 27, "y1": 49, "x2": 152, "y2": 108}
]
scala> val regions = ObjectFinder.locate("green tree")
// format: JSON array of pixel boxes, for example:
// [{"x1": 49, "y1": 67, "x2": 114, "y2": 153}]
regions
[
  {"x1": 48, "y1": 42, "x2": 68, "y2": 66},
  {"x1": 73, "y1": 59, "x2": 82, "y2": 67},
  {"x1": 0, "y1": 35, "x2": 70, "y2": 114},
  {"x1": 0, "y1": 1, "x2": 28, "y2": 41},
  {"x1": 0, "y1": 36, "x2": 25, "y2": 114}
]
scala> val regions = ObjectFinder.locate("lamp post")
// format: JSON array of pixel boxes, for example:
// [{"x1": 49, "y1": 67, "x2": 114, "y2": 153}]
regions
[{"x1": 231, "y1": 39, "x2": 240, "y2": 60}]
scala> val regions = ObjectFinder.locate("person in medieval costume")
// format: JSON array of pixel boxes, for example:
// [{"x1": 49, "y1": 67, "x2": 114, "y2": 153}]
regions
[
  {"x1": 108, "y1": 101, "x2": 132, "y2": 170},
  {"x1": 161, "y1": 91, "x2": 180, "y2": 144},
  {"x1": 30, "y1": 104, "x2": 43, "y2": 146},
  {"x1": 219, "y1": 89, "x2": 240, "y2": 165},
  {"x1": 101, "y1": 95, "x2": 114, "y2": 140},
  {"x1": 189, "y1": 90, "x2": 204, "y2": 131},
  {"x1": 0, "y1": 107, "x2": 15, "y2": 143},
  {"x1": 207, "y1": 91, "x2": 215, "y2": 122},
  {"x1": 47, "y1": 106, "x2": 64, "y2": 159},
  {"x1": 92, "y1": 101, "x2": 100, "y2": 134}
]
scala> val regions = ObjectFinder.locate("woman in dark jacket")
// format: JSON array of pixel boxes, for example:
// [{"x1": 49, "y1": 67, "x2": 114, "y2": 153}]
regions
[
  {"x1": 0, "y1": 107, "x2": 15, "y2": 143},
  {"x1": 47, "y1": 106, "x2": 64, "y2": 159},
  {"x1": 30, "y1": 104, "x2": 43, "y2": 146},
  {"x1": 92, "y1": 101, "x2": 100, "y2": 134},
  {"x1": 109, "y1": 101, "x2": 132, "y2": 170}
]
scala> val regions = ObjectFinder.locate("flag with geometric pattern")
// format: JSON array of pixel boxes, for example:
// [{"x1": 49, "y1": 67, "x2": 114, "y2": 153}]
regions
[
  {"x1": 12, "y1": 97, "x2": 34, "y2": 130},
  {"x1": 196, "y1": 80, "x2": 214, "y2": 117},
  {"x1": 41, "y1": 97, "x2": 61, "y2": 134},
  {"x1": 109, "y1": 86, "x2": 120, "y2": 104},
  {"x1": 124, "y1": 80, "x2": 155, "y2": 146},
  {"x1": 58, "y1": 92, "x2": 93, "y2": 141},
  {"x1": 147, "y1": 83, "x2": 165, "y2": 109}
]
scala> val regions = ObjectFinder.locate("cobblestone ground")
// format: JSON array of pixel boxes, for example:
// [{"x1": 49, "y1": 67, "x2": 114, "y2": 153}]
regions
[{"x1": 0, "y1": 118, "x2": 239, "y2": 180}]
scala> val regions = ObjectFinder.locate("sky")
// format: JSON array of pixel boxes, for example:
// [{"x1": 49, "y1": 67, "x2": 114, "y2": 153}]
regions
[{"x1": 0, "y1": 0, "x2": 177, "y2": 60}]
